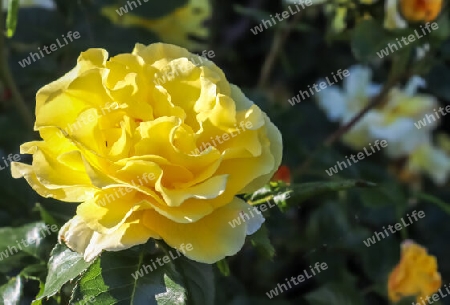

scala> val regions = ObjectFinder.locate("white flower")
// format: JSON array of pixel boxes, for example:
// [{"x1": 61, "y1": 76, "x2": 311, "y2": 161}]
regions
[
  {"x1": 366, "y1": 79, "x2": 437, "y2": 157},
  {"x1": 316, "y1": 65, "x2": 381, "y2": 123},
  {"x1": 316, "y1": 66, "x2": 438, "y2": 158},
  {"x1": 367, "y1": 115, "x2": 430, "y2": 157}
]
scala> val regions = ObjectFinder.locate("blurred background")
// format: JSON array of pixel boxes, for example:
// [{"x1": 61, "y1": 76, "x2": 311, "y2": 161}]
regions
[{"x1": 1, "y1": 0, "x2": 450, "y2": 304}]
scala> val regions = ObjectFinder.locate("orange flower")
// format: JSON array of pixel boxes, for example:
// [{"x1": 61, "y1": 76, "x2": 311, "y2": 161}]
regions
[
  {"x1": 272, "y1": 165, "x2": 291, "y2": 184},
  {"x1": 400, "y1": 0, "x2": 443, "y2": 22},
  {"x1": 388, "y1": 240, "x2": 441, "y2": 303}
]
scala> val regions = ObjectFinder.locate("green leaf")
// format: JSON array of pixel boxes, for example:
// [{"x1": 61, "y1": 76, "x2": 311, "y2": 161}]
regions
[
  {"x1": 234, "y1": 5, "x2": 271, "y2": 22},
  {"x1": 303, "y1": 201, "x2": 370, "y2": 252},
  {"x1": 31, "y1": 280, "x2": 45, "y2": 305},
  {"x1": 351, "y1": 19, "x2": 392, "y2": 62},
  {"x1": 432, "y1": 14, "x2": 450, "y2": 39},
  {"x1": 0, "y1": 222, "x2": 54, "y2": 270},
  {"x1": 285, "y1": 22, "x2": 314, "y2": 32},
  {"x1": 19, "y1": 265, "x2": 46, "y2": 304},
  {"x1": 417, "y1": 192, "x2": 450, "y2": 216},
  {"x1": 358, "y1": 236, "x2": 399, "y2": 284},
  {"x1": 248, "y1": 224, "x2": 275, "y2": 259},
  {"x1": 426, "y1": 64, "x2": 450, "y2": 101},
  {"x1": 304, "y1": 283, "x2": 364, "y2": 305},
  {"x1": 71, "y1": 251, "x2": 186, "y2": 305},
  {"x1": 216, "y1": 259, "x2": 230, "y2": 277},
  {"x1": 33, "y1": 203, "x2": 58, "y2": 227},
  {"x1": 164, "y1": 245, "x2": 215, "y2": 305},
  {"x1": 358, "y1": 182, "x2": 405, "y2": 208},
  {"x1": 37, "y1": 244, "x2": 94, "y2": 301},
  {"x1": 0, "y1": 276, "x2": 24, "y2": 305},
  {"x1": 5, "y1": 0, "x2": 19, "y2": 37},
  {"x1": 289, "y1": 180, "x2": 375, "y2": 206},
  {"x1": 0, "y1": 247, "x2": 26, "y2": 274},
  {"x1": 71, "y1": 243, "x2": 214, "y2": 305},
  {"x1": 389, "y1": 47, "x2": 412, "y2": 80},
  {"x1": 20, "y1": 263, "x2": 46, "y2": 279}
]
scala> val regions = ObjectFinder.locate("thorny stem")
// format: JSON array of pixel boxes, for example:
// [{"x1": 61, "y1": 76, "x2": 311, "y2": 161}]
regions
[{"x1": 257, "y1": 7, "x2": 303, "y2": 89}]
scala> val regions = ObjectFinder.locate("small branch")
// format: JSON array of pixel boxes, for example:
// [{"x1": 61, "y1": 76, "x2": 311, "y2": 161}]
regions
[
  {"x1": 257, "y1": 7, "x2": 302, "y2": 89},
  {"x1": 324, "y1": 75, "x2": 402, "y2": 147},
  {"x1": 0, "y1": 0, "x2": 34, "y2": 130},
  {"x1": 247, "y1": 179, "x2": 376, "y2": 206},
  {"x1": 417, "y1": 193, "x2": 450, "y2": 217}
]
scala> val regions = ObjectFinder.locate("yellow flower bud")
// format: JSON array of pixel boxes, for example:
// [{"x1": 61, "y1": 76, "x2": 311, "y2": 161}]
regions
[
  {"x1": 400, "y1": 0, "x2": 443, "y2": 22},
  {"x1": 388, "y1": 240, "x2": 442, "y2": 303}
]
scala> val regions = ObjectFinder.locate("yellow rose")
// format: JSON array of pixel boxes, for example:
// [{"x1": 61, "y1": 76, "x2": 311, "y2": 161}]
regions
[
  {"x1": 388, "y1": 240, "x2": 442, "y2": 303},
  {"x1": 400, "y1": 0, "x2": 442, "y2": 22},
  {"x1": 11, "y1": 43, "x2": 282, "y2": 263}
]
